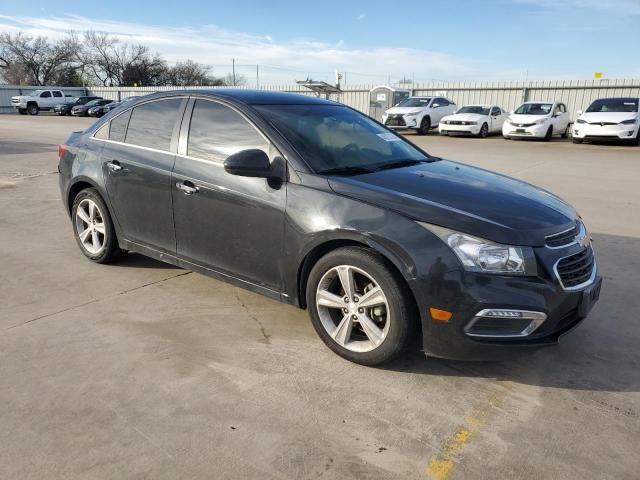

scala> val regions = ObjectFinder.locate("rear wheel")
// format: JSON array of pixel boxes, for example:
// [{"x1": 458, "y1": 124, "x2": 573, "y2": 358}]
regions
[
  {"x1": 27, "y1": 103, "x2": 39, "y2": 115},
  {"x1": 306, "y1": 247, "x2": 417, "y2": 365},
  {"x1": 71, "y1": 188, "x2": 124, "y2": 264},
  {"x1": 544, "y1": 126, "x2": 553, "y2": 141},
  {"x1": 479, "y1": 123, "x2": 489, "y2": 138},
  {"x1": 418, "y1": 116, "x2": 431, "y2": 135},
  {"x1": 561, "y1": 124, "x2": 570, "y2": 139}
]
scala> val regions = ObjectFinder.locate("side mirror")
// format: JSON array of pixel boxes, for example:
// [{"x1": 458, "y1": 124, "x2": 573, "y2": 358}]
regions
[
  {"x1": 577, "y1": 110, "x2": 583, "y2": 116},
  {"x1": 224, "y1": 149, "x2": 272, "y2": 178}
]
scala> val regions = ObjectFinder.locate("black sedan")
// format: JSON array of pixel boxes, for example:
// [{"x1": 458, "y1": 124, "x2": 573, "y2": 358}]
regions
[
  {"x1": 88, "y1": 102, "x2": 119, "y2": 118},
  {"x1": 58, "y1": 90, "x2": 601, "y2": 365},
  {"x1": 70, "y1": 99, "x2": 113, "y2": 117},
  {"x1": 54, "y1": 96, "x2": 102, "y2": 116}
]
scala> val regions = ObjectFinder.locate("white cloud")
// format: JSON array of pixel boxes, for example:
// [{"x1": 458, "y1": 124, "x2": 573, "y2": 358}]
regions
[{"x1": 0, "y1": 14, "x2": 493, "y2": 83}]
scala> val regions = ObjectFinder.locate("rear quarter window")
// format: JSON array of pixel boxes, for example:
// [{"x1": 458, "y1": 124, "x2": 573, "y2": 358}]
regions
[
  {"x1": 125, "y1": 99, "x2": 183, "y2": 151},
  {"x1": 109, "y1": 110, "x2": 132, "y2": 143}
]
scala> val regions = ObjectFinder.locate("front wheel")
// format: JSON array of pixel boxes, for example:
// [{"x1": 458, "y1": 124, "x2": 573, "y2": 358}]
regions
[
  {"x1": 27, "y1": 104, "x2": 39, "y2": 115},
  {"x1": 417, "y1": 116, "x2": 431, "y2": 135},
  {"x1": 478, "y1": 123, "x2": 489, "y2": 138},
  {"x1": 306, "y1": 247, "x2": 417, "y2": 365},
  {"x1": 573, "y1": 138, "x2": 583, "y2": 144},
  {"x1": 544, "y1": 126, "x2": 553, "y2": 141},
  {"x1": 71, "y1": 188, "x2": 124, "y2": 264},
  {"x1": 561, "y1": 124, "x2": 570, "y2": 139}
]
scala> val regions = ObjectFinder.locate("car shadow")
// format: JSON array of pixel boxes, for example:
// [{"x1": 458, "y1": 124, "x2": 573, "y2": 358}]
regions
[
  {"x1": 381, "y1": 232, "x2": 640, "y2": 394},
  {"x1": 115, "y1": 253, "x2": 180, "y2": 270}
]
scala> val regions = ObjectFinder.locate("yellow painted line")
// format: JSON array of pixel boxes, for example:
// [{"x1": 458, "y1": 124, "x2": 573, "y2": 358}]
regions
[{"x1": 425, "y1": 389, "x2": 508, "y2": 480}]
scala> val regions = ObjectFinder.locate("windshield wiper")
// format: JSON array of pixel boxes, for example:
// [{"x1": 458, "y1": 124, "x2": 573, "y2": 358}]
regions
[
  {"x1": 373, "y1": 158, "x2": 444, "y2": 171},
  {"x1": 317, "y1": 166, "x2": 374, "y2": 176}
]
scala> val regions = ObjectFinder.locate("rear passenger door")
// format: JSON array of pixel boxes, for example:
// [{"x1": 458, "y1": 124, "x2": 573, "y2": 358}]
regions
[
  {"x1": 101, "y1": 97, "x2": 187, "y2": 254},
  {"x1": 171, "y1": 98, "x2": 286, "y2": 291}
]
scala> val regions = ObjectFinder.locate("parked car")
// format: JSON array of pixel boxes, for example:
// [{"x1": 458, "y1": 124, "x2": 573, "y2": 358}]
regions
[
  {"x1": 573, "y1": 97, "x2": 639, "y2": 145},
  {"x1": 58, "y1": 90, "x2": 601, "y2": 365},
  {"x1": 439, "y1": 105, "x2": 508, "y2": 137},
  {"x1": 503, "y1": 101, "x2": 571, "y2": 140},
  {"x1": 100, "y1": 101, "x2": 122, "y2": 115},
  {"x1": 71, "y1": 99, "x2": 113, "y2": 117},
  {"x1": 55, "y1": 96, "x2": 102, "y2": 116},
  {"x1": 382, "y1": 96, "x2": 457, "y2": 135},
  {"x1": 11, "y1": 89, "x2": 73, "y2": 115},
  {"x1": 87, "y1": 103, "x2": 115, "y2": 118}
]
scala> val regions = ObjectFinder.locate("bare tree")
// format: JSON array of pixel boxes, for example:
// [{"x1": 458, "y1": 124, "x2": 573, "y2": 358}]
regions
[
  {"x1": 82, "y1": 31, "x2": 120, "y2": 86},
  {"x1": 223, "y1": 72, "x2": 247, "y2": 87},
  {"x1": 0, "y1": 33, "x2": 78, "y2": 85},
  {"x1": 162, "y1": 59, "x2": 222, "y2": 86}
]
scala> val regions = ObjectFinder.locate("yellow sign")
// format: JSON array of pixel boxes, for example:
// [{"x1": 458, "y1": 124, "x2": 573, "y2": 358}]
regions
[{"x1": 594, "y1": 72, "x2": 603, "y2": 79}]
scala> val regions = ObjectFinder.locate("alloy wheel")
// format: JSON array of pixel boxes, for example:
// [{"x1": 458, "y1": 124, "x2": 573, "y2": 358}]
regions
[
  {"x1": 75, "y1": 198, "x2": 106, "y2": 255},
  {"x1": 315, "y1": 265, "x2": 390, "y2": 352}
]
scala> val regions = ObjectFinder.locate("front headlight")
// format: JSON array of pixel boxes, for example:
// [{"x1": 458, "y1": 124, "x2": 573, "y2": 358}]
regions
[
  {"x1": 535, "y1": 118, "x2": 548, "y2": 125},
  {"x1": 619, "y1": 118, "x2": 637, "y2": 125},
  {"x1": 576, "y1": 119, "x2": 587, "y2": 124},
  {"x1": 405, "y1": 111, "x2": 420, "y2": 118},
  {"x1": 419, "y1": 223, "x2": 534, "y2": 275}
]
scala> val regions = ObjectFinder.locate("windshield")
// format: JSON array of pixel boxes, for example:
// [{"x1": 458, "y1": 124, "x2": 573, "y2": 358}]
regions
[
  {"x1": 514, "y1": 103, "x2": 553, "y2": 115},
  {"x1": 586, "y1": 98, "x2": 638, "y2": 113},
  {"x1": 456, "y1": 106, "x2": 490, "y2": 115},
  {"x1": 256, "y1": 104, "x2": 430, "y2": 173},
  {"x1": 85, "y1": 100, "x2": 101, "y2": 107},
  {"x1": 396, "y1": 97, "x2": 432, "y2": 108},
  {"x1": 29, "y1": 90, "x2": 44, "y2": 97}
]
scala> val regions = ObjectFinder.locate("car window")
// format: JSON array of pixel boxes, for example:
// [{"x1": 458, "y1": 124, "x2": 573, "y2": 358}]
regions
[
  {"x1": 53, "y1": 91, "x2": 62, "y2": 98},
  {"x1": 41, "y1": 91, "x2": 51, "y2": 98},
  {"x1": 457, "y1": 106, "x2": 490, "y2": 115},
  {"x1": 586, "y1": 98, "x2": 638, "y2": 113},
  {"x1": 125, "y1": 99, "x2": 183, "y2": 151},
  {"x1": 437, "y1": 98, "x2": 450, "y2": 106},
  {"x1": 256, "y1": 104, "x2": 429, "y2": 173},
  {"x1": 560, "y1": 104, "x2": 567, "y2": 113},
  {"x1": 187, "y1": 100, "x2": 269, "y2": 163},
  {"x1": 514, "y1": 103, "x2": 553, "y2": 115},
  {"x1": 491, "y1": 107, "x2": 502, "y2": 116},
  {"x1": 94, "y1": 124, "x2": 109, "y2": 140},
  {"x1": 396, "y1": 98, "x2": 432, "y2": 108},
  {"x1": 109, "y1": 110, "x2": 132, "y2": 143}
]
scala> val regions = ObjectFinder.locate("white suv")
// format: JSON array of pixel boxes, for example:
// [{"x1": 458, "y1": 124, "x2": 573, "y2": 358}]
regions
[
  {"x1": 573, "y1": 97, "x2": 639, "y2": 145},
  {"x1": 382, "y1": 96, "x2": 457, "y2": 135},
  {"x1": 503, "y1": 101, "x2": 571, "y2": 141}
]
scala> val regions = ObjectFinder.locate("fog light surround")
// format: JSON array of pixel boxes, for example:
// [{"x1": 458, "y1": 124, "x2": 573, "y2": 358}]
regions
[{"x1": 464, "y1": 309, "x2": 547, "y2": 338}]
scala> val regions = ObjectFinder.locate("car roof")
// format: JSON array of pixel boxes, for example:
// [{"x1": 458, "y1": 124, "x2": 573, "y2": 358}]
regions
[{"x1": 131, "y1": 89, "x2": 336, "y2": 106}]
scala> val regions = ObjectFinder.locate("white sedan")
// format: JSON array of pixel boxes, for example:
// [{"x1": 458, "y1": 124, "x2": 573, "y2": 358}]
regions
[
  {"x1": 573, "y1": 97, "x2": 639, "y2": 145},
  {"x1": 439, "y1": 105, "x2": 508, "y2": 137},
  {"x1": 502, "y1": 101, "x2": 571, "y2": 140}
]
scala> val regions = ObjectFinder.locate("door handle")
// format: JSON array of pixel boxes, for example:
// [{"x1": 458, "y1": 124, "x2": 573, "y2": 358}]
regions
[
  {"x1": 176, "y1": 180, "x2": 199, "y2": 195},
  {"x1": 106, "y1": 160, "x2": 122, "y2": 173}
]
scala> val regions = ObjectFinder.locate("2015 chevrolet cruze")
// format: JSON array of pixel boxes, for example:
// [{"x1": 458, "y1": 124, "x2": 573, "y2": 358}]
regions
[{"x1": 58, "y1": 90, "x2": 602, "y2": 365}]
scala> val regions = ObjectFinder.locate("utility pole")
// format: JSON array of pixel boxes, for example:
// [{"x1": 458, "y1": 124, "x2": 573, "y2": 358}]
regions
[{"x1": 232, "y1": 58, "x2": 236, "y2": 86}]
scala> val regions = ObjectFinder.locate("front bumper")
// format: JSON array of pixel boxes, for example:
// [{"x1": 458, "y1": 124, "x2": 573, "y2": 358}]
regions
[
  {"x1": 439, "y1": 123, "x2": 481, "y2": 136},
  {"x1": 413, "y1": 244, "x2": 601, "y2": 360},
  {"x1": 502, "y1": 123, "x2": 548, "y2": 138},
  {"x1": 573, "y1": 123, "x2": 638, "y2": 140},
  {"x1": 383, "y1": 114, "x2": 419, "y2": 129}
]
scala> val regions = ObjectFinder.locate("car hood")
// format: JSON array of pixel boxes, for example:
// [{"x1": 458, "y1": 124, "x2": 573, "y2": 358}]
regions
[
  {"x1": 443, "y1": 113, "x2": 486, "y2": 122},
  {"x1": 327, "y1": 160, "x2": 577, "y2": 246},
  {"x1": 578, "y1": 112, "x2": 638, "y2": 124},
  {"x1": 384, "y1": 107, "x2": 424, "y2": 115},
  {"x1": 508, "y1": 114, "x2": 550, "y2": 123}
]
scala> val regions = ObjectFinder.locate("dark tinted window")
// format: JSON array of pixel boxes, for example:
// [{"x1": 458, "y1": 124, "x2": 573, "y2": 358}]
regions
[
  {"x1": 125, "y1": 99, "x2": 183, "y2": 151},
  {"x1": 491, "y1": 107, "x2": 502, "y2": 116},
  {"x1": 586, "y1": 98, "x2": 638, "y2": 113},
  {"x1": 436, "y1": 98, "x2": 449, "y2": 106},
  {"x1": 53, "y1": 91, "x2": 62, "y2": 97},
  {"x1": 187, "y1": 100, "x2": 268, "y2": 162},
  {"x1": 41, "y1": 91, "x2": 51, "y2": 98},
  {"x1": 109, "y1": 110, "x2": 131, "y2": 143}
]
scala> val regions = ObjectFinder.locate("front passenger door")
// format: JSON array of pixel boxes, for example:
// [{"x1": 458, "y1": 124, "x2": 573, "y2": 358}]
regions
[{"x1": 172, "y1": 98, "x2": 286, "y2": 291}]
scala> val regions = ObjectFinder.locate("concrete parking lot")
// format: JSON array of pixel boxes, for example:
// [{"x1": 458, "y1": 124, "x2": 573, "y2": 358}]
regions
[{"x1": 1, "y1": 113, "x2": 639, "y2": 480}]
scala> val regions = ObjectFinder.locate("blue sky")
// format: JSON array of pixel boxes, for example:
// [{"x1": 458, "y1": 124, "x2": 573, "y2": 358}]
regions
[{"x1": 1, "y1": 0, "x2": 639, "y2": 84}]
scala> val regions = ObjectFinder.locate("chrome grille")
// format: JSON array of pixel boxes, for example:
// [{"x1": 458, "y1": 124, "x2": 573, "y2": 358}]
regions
[
  {"x1": 554, "y1": 247, "x2": 595, "y2": 290},
  {"x1": 545, "y1": 224, "x2": 579, "y2": 248}
]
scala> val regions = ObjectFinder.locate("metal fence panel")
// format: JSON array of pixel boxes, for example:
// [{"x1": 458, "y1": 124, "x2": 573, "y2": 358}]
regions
[{"x1": 2, "y1": 80, "x2": 639, "y2": 120}]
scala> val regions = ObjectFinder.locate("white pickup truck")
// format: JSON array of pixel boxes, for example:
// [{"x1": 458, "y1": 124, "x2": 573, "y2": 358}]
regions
[{"x1": 11, "y1": 89, "x2": 74, "y2": 115}]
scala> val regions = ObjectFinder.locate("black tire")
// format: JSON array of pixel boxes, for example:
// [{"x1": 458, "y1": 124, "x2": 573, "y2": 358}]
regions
[
  {"x1": 630, "y1": 130, "x2": 640, "y2": 146},
  {"x1": 27, "y1": 103, "x2": 39, "y2": 115},
  {"x1": 561, "y1": 124, "x2": 570, "y2": 139},
  {"x1": 306, "y1": 247, "x2": 417, "y2": 365},
  {"x1": 572, "y1": 138, "x2": 583, "y2": 144},
  {"x1": 417, "y1": 116, "x2": 431, "y2": 135},
  {"x1": 71, "y1": 188, "x2": 125, "y2": 264},
  {"x1": 18, "y1": 108, "x2": 27, "y2": 115},
  {"x1": 544, "y1": 126, "x2": 553, "y2": 141},
  {"x1": 479, "y1": 123, "x2": 489, "y2": 138},
  {"x1": 503, "y1": 135, "x2": 511, "y2": 140}
]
